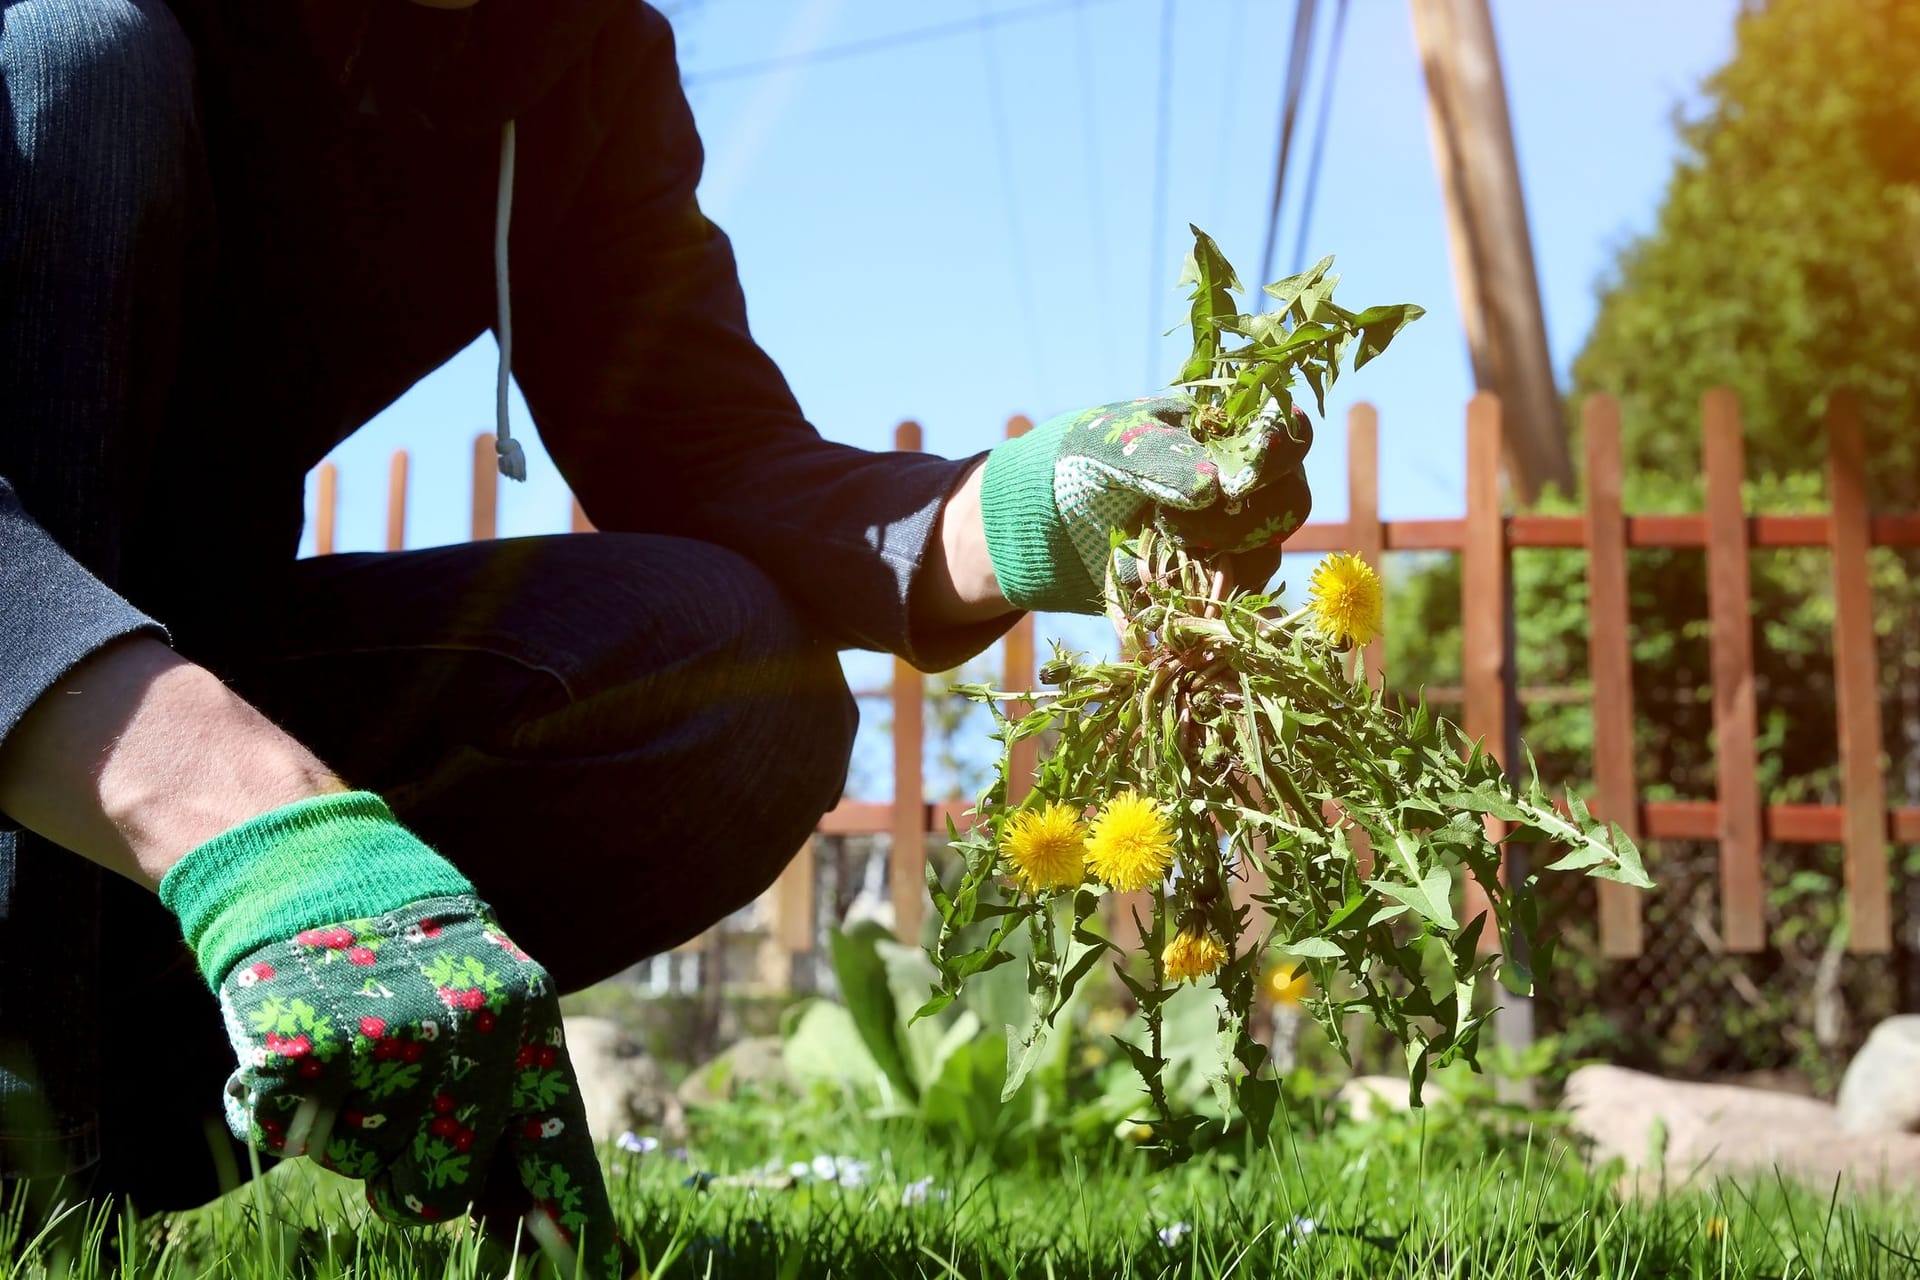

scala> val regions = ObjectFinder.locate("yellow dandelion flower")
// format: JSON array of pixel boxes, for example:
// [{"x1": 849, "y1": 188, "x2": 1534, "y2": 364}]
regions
[
  {"x1": 1705, "y1": 1217, "x2": 1727, "y2": 1242},
  {"x1": 1262, "y1": 963, "x2": 1311, "y2": 1005},
  {"x1": 1000, "y1": 801, "x2": 1087, "y2": 892},
  {"x1": 1308, "y1": 551, "x2": 1383, "y2": 648},
  {"x1": 1163, "y1": 924, "x2": 1229, "y2": 983},
  {"x1": 1084, "y1": 791, "x2": 1175, "y2": 891}
]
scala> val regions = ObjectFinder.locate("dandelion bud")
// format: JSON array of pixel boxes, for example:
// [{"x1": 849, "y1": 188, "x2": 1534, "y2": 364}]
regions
[{"x1": 1037, "y1": 656, "x2": 1075, "y2": 685}]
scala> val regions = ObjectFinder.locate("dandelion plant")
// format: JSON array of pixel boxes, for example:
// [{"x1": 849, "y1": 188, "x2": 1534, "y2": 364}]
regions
[{"x1": 922, "y1": 227, "x2": 1651, "y2": 1156}]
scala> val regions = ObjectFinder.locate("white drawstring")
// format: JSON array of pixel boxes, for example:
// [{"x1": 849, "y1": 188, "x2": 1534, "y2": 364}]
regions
[{"x1": 493, "y1": 119, "x2": 526, "y2": 481}]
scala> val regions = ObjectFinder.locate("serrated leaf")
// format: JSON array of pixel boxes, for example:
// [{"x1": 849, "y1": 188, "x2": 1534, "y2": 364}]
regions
[{"x1": 1371, "y1": 866, "x2": 1458, "y2": 929}]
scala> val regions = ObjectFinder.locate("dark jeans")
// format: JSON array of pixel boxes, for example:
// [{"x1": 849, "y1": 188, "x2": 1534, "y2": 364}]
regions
[{"x1": 89, "y1": 533, "x2": 858, "y2": 1210}]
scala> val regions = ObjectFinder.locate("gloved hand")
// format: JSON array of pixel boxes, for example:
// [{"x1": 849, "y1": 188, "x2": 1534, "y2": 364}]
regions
[
  {"x1": 978, "y1": 394, "x2": 1313, "y2": 613},
  {"x1": 159, "y1": 792, "x2": 629, "y2": 1279}
]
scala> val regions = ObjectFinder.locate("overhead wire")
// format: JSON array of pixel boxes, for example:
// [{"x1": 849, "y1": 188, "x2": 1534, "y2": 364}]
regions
[
  {"x1": 1255, "y1": 0, "x2": 1319, "y2": 305},
  {"x1": 1073, "y1": 0, "x2": 1115, "y2": 365},
  {"x1": 978, "y1": 0, "x2": 1051, "y2": 405},
  {"x1": 1209, "y1": 0, "x2": 1251, "y2": 219},
  {"x1": 684, "y1": 0, "x2": 1116, "y2": 85},
  {"x1": 1286, "y1": 0, "x2": 1350, "y2": 276},
  {"x1": 1144, "y1": 0, "x2": 1176, "y2": 387}
]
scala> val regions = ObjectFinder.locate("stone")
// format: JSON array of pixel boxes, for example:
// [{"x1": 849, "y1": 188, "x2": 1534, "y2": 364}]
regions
[
  {"x1": 1565, "y1": 1064, "x2": 1920, "y2": 1192},
  {"x1": 678, "y1": 1035, "x2": 794, "y2": 1109},
  {"x1": 1836, "y1": 1016, "x2": 1920, "y2": 1134},
  {"x1": 1337, "y1": 1074, "x2": 1448, "y2": 1122},
  {"x1": 561, "y1": 1015, "x2": 687, "y2": 1146}
]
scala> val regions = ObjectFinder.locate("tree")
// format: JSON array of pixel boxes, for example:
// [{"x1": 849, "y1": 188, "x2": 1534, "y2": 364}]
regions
[{"x1": 1389, "y1": 0, "x2": 1920, "y2": 1083}]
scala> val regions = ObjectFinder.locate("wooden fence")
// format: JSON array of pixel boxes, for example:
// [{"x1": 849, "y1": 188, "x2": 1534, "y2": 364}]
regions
[{"x1": 310, "y1": 389, "x2": 1916, "y2": 996}]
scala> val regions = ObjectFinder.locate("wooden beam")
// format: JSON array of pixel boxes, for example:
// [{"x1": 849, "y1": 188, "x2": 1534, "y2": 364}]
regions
[{"x1": 1408, "y1": 0, "x2": 1573, "y2": 499}]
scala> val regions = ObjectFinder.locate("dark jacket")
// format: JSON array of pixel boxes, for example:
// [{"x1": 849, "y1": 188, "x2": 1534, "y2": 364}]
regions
[{"x1": 0, "y1": 0, "x2": 1007, "y2": 1175}]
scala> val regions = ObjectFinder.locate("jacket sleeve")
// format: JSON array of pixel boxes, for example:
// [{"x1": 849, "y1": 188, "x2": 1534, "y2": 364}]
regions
[
  {"x1": 0, "y1": 480, "x2": 167, "y2": 749},
  {"x1": 509, "y1": 5, "x2": 1018, "y2": 673}
]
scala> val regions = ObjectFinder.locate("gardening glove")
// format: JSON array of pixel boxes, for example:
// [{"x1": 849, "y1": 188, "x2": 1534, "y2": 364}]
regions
[
  {"x1": 158, "y1": 792, "x2": 631, "y2": 1280},
  {"x1": 978, "y1": 393, "x2": 1314, "y2": 613}
]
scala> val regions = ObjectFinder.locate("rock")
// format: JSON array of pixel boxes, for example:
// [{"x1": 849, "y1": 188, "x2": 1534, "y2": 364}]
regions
[
  {"x1": 1565, "y1": 1064, "x2": 1920, "y2": 1192},
  {"x1": 1836, "y1": 1016, "x2": 1920, "y2": 1134},
  {"x1": 1337, "y1": 1074, "x2": 1448, "y2": 1122},
  {"x1": 678, "y1": 1035, "x2": 794, "y2": 1109},
  {"x1": 561, "y1": 1015, "x2": 687, "y2": 1145}
]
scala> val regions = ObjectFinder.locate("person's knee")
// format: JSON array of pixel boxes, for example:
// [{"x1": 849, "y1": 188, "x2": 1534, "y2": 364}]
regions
[
  {"x1": 2, "y1": 0, "x2": 196, "y2": 197},
  {"x1": 692, "y1": 545, "x2": 858, "y2": 822}
]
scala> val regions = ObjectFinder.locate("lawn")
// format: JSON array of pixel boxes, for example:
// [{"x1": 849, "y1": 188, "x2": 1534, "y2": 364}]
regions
[{"x1": 9, "y1": 1095, "x2": 1920, "y2": 1279}]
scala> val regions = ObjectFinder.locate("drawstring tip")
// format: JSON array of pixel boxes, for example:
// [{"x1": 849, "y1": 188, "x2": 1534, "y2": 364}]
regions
[{"x1": 495, "y1": 436, "x2": 527, "y2": 482}]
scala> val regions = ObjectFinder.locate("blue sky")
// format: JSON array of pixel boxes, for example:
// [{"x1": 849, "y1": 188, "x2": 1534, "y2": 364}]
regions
[{"x1": 305, "y1": 0, "x2": 1740, "y2": 792}]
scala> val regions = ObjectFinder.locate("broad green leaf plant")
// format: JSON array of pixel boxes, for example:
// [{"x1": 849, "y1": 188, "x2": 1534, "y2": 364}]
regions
[{"x1": 924, "y1": 227, "x2": 1652, "y2": 1156}]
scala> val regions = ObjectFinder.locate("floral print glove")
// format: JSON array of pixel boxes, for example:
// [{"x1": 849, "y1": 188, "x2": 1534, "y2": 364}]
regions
[
  {"x1": 978, "y1": 394, "x2": 1314, "y2": 613},
  {"x1": 159, "y1": 794, "x2": 629, "y2": 1278}
]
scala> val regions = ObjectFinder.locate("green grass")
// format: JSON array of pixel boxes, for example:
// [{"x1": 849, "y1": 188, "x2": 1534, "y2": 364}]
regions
[{"x1": 8, "y1": 1103, "x2": 1920, "y2": 1278}]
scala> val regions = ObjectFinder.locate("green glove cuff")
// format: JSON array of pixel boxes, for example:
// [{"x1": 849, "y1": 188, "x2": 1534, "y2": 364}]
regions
[
  {"x1": 159, "y1": 791, "x2": 475, "y2": 987},
  {"x1": 980, "y1": 428, "x2": 1095, "y2": 612}
]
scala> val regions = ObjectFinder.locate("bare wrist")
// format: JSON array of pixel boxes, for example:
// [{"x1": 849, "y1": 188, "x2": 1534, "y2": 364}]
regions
[
  {"x1": 915, "y1": 458, "x2": 1013, "y2": 629},
  {"x1": 0, "y1": 638, "x2": 347, "y2": 889}
]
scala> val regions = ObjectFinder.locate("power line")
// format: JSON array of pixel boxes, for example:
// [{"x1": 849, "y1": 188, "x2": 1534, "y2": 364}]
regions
[
  {"x1": 1144, "y1": 0, "x2": 1176, "y2": 387},
  {"x1": 1255, "y1": 0, "x2": 1319, "y2": 303},
  {"x1": 684, "y1": 0, "x2": 1113, "y2": 85},
  {"x1": 1287, "y1": 0, "x2": 1350, "y2": 276},
  {"x1": 1073, "y1": 0, "x2": 1115, "y2": 363},
  {"x1": 978, "y1": 0, "x2": 1051, "y2": 405},
  {"x1": 1209, "y1": 0, "x2": 1251, "y2": 218}
]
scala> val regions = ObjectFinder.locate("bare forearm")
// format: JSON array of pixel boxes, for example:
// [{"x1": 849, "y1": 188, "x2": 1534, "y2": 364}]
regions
[
  {"x1": 914, "y1": 459, "x2": 1016, "y2": 630},
  {"x1": 0, "y1": 638, "x2": 346, "y2": 890}
]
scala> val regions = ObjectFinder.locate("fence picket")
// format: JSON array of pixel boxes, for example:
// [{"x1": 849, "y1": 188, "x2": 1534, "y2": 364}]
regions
[
  {"x1": 1583, "y1": 396, "x2": 1645, "y2": 958},
  {"x1": 1826, "y1": 391, "x2": 1892, "y2": 952},
  {"x1": 1703, "y1": 388, "x2": 1765, "y2": 952},
  {"x1": 1004, "y1": 415, "x2": 1039, "y2": 805},
  {"x1": 1347, "y1": 403, "x2": 1385, "y2": 690},
  {"x1": 1460, "y1": 393, "x2": 1508, "y2": 949},
  {"x1": 471, "y1": 433, "x2": 498, "y2": 542},
  {"x1": 315, "y1": 463, "x2": 337, "y2": 556},
  {"x1": 386, "y1": 450, "x2": 409, "y2": 552},
  {"x1": 891, "y1": 420, "x2": 929, "y2": 944}
]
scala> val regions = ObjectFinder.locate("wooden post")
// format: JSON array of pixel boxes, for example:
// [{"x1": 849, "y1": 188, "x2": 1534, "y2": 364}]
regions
[
  {"x1": 1702, "y1": 388, "x2": 1765, "y2": 953},
  {"x1": 315, "y1": 463, "x2": 338, "y2": 556},
  {"x1": 386, "y1": 450, "x2": 409, "y2": 552},
  {"x1": 891, "y1": 421, "x2": 928, "y2": 943},
  {"x1": 1826, "y1": 391, "x2": 1891, "y2": 953},
  {"x1": 1459, "y1": 393, "x2": 1509, "y2": 946},
  {"x1": 1004, "y1": 415, "x2": 1040, "y2": 805},
  {"x1": 1347, "y1": 402, "x2": 1386, "y2": 690},
  {"x1": 471, "y1": 433, "x2": 498, "y2": 542},
  {"x1": 1408, "y1": 0, "x2": 1573, "y2": 500},
  {"x1": 759, "y1": 837, "x2": 819, "y2": 991},
  {"x1": 1582, "y1": 395, "x2": 1645, "y2": 958}
]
